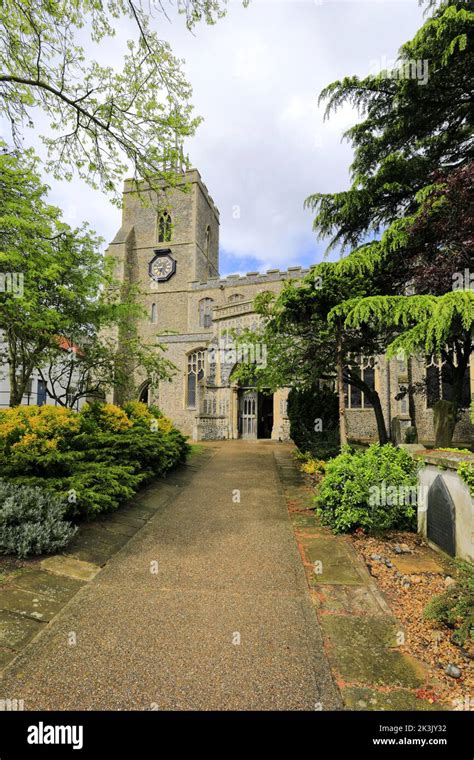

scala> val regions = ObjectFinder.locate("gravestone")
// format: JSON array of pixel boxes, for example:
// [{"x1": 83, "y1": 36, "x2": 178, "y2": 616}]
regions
[{"x1": 427, "y1": 475, "x2": 456, "y2": 557}]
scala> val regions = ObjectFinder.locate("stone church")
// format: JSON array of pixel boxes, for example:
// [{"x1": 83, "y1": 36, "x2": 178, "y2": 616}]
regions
[{"x1": 106, "y1": 170, "x2": 473, "y2": 445}]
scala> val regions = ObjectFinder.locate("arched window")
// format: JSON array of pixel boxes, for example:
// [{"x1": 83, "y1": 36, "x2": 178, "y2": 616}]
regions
[
  {"x1": 150, "y1": 303, "x2": 157, "y2": 323},
  {"x1": 205, "y1": 225, "x2": 211, "y2": 256},
  {"x1": 158, "y1": 211, "x2": 172, "y2": 243},
  {"x1": 187, "y1": 350, "x2": 205, "y2": 408},
  {"x1": 227, "y1": 293, "x2": 244, "y2": 303},
  {"x1": 199, "y1": 297, "x2": 214, "y2": 328}
]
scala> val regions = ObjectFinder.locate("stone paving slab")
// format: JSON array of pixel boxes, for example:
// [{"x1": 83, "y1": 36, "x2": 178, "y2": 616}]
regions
[
  {"x1": 314, "y1": 584, "x2": 387, "y2": 616},
  {"x1": 40, "y1": 556, "x2": 100, "y2": 582},
  {"x1": 94, "y1": 520, "x2": 138, "y2": 538},
  {"x1": 321, "y1": 616, "x2": 427, "y2": 688},
  {"x1": 392, "y1": 555, "x2": 444, "y2": 575},
  {"x1": 0, "y1": 610, "x2": 42, "y2": 650},
  {"x1": 0, "y1": 588, "x2": 66, "y2": 622},
  {"x1": 303, "y1": 539, "x2": 364, "y2": 586},
  {"x1": 11, "y1": 570, "x2": 84, "y2": 603}
]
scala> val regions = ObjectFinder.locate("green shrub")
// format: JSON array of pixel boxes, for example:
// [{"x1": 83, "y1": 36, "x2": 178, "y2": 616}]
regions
[
  {"x1": 0, "y1": 480, "x2": 77, "y2": 558},
  {"x1": 0, "y1": 402, "x2": 190, "y2": 522},
  {"x1": 287, "y1": 384, "x2": 340, "y2": 460},
  {"x1": 424, "y1": 561, "x2": 474, "y2": 647},
  {"x1": 458, "y1": 461, "x2": 474, "y2": 497},
  {"x1": 316, "y1": 443, "x2": 419, "y2": 533}
]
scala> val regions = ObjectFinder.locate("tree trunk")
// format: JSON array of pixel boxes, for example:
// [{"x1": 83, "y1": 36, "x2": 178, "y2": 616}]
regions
[
  {"x1": 336, "y1": 335, "x2": 348, "y2": 446},
  {"x1": 368, "y1": 390, "x2": 389, "y2": 444}
]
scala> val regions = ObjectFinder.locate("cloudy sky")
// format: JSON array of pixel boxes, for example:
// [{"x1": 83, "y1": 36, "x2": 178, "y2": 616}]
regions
[{"x1": 6, "y1": 0, "x2": 426, "y2": 275}]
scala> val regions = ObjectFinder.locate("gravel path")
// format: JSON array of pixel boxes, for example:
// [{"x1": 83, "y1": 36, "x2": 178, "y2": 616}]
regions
[{"x1": 0, "y1": 441, "x2": 341, "y2": 710}]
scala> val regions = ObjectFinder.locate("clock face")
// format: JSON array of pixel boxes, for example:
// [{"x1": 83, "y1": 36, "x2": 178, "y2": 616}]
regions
[{"x1": 149, "y1": 251, "x2": 176, "y2": 282}]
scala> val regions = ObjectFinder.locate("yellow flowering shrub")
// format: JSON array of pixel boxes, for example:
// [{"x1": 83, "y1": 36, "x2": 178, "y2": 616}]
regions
[
  {"x1": 12, "y1": 433, "x2": 59, "y2": 453},
  {"x1": 123, "y1": 401, "x2": 153, "y2": 423},
  {"x1": 155, "y1": 416, "x2": 174, "y2": 434},
  {"x1": 0, "y1": 405, "x2": 80, "y2": 449},
  {"x1": 81, "y1": 402, "x2": 133, "y2": 433},
  {"x1": 301, "y1": 458, "x2": 326, "y2": 476}
]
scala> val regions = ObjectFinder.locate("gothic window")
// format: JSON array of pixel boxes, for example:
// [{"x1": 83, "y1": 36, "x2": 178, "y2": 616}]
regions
[
  {"x1": 150, "y1": 303, "x2": 157, "y2": 323},
  {"x1": 426, "y1": 355, "x2": 471, "y2": 408},
  {"x1": 205, "y1": 225, "x2": 211, "y2": 256},
  {"x1": 344, "y1": 357, "x2": 376, "y2": 409},
  {"x1": 227, "y1": 293, "x2": 244, "y2": 303},
  {"x1": 186, "y1": 350, "x2": 205, "y2": 408},
  {"x1": 199, "y1": 297, "x2": 214, "y2": 328},
  {"x1": 158, "y1": 211, "x2": 172, "y2": 243}
]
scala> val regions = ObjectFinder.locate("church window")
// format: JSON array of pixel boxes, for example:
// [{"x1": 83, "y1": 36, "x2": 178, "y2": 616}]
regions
[
  {"x1": 199, "y1": 297, "x2": 214, "y2": 328},
  {"x1": 158, "y1": 211, "x2": 172, "y2": 243},
  {"x1": 150, "y1": 303, "x2": 157, "y2": 323},
  {"x1": 227, "y1": 293, "x2": 244, "y2": 303},
  {"x1": 205, "y1": 225, "x2": 211, "y2": 256},
  {"x1": 187, "y1": 350, "x2": 205, "y2": 408},
  {"x1": 344, "y1": 357, "x2": 376, "y2": 410}
]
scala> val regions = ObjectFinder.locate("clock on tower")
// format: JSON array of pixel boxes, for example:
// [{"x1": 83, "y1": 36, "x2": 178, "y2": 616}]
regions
[{"x1": 149, "y1": 249, "x2": 176, "y2": 282}]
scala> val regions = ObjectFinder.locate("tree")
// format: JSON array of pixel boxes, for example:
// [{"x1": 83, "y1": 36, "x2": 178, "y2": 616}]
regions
[
  {"x1": 0, "y1": 146, "x2": 174, "y2": 406},
  {"x1": 305, "y1": 1, "x2": 473, "y2": 252},
  {"x1": 304, "y1": 2, "x2": 473, "y2": 444},
  {"x1": 37, "y1": 333, "x2": 176, "y2": 409},
  {"x1": 0, "y1": 1, "x2": 242, "y2": 203}
]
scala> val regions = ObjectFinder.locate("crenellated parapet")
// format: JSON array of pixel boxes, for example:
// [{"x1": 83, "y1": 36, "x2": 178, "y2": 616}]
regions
[{"x1": 190, "y1": 265, "x2": 311, "y2": 291}]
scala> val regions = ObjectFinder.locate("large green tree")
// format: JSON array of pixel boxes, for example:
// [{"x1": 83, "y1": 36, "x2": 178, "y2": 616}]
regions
[
  {"x1": 0, "y1": 146, "x2": 174, "y2": 406},
  {"x1": 0, "y1": 1, "x2": 241, "y2": 202},
  {"x1": 305, "y1": 1, "x2": 473, "y2": 253},
  {"x1": 304, "y1": 1, "x2": 474, "y2": 444}
]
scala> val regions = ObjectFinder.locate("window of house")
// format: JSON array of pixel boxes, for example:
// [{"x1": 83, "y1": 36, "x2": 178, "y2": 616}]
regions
[
  {"x1": 37, "y1": 379, "x2": 47, "y2": 406},
  {"x1": 150, "y1": 303, "x2": 157, "y2": 323},
  {"x1": 187, "y1": 350, "x2": 205, "y2": 408},
  {"x1": 426, "y1": 355, "x2": 471, "y2": 408},
  {"x1": 199, "y1": 298, "x2": 214, "y2": 328},
  {"x1": 158, "y1": 211, "x2": 172, "y2": 243},
  {"x1": 344, "y1": 358, "x2": 375, "y2": 409}
]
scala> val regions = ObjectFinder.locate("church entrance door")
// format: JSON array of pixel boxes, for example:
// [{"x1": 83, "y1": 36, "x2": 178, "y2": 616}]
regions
[
  {"x1": 238, "y1": 389, "x2": 274, "y2": 440},
  {"x1": 239, "y1": 389, "x2": 257, "y2": 439}
]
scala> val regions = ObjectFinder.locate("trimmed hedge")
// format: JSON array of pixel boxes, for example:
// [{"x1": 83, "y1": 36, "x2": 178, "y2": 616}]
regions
[{"x1": 0, "y1": 402, "x2": 189, "y2": 520}]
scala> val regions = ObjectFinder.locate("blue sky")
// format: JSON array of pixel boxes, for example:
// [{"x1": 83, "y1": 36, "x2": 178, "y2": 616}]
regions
[{"x1": 1, "y1": 1, "x2": 426, "y2": 275}]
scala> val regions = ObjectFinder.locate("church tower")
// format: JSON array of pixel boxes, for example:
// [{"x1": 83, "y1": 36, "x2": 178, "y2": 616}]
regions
[{"x1": 106, "y1": 169, "x2": 220, "y2": 338}]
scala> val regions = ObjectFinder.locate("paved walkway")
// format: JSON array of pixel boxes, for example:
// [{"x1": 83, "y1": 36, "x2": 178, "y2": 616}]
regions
[{"x1": 0, "y1": 442, "x2": 341, "y2": 710}]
